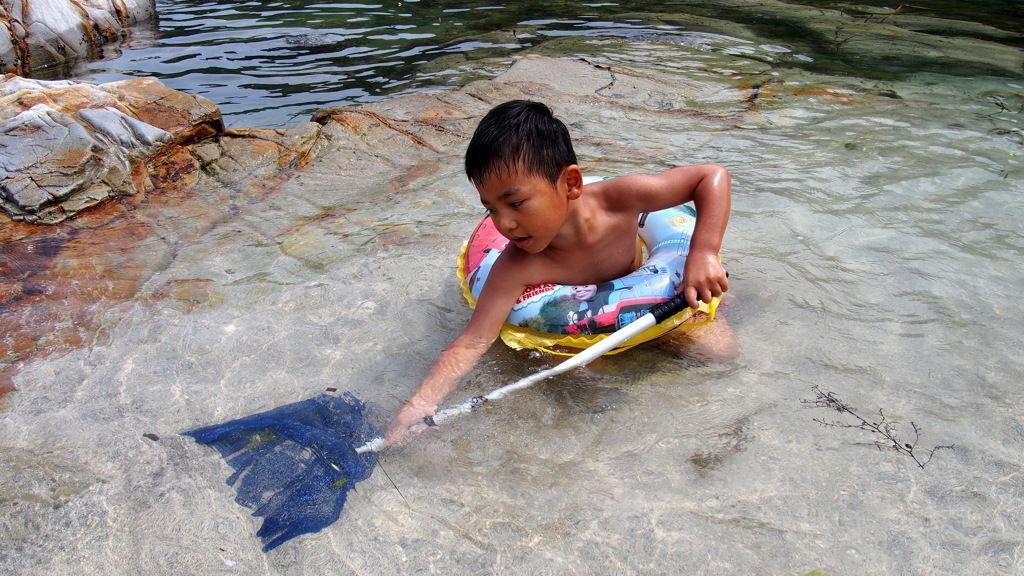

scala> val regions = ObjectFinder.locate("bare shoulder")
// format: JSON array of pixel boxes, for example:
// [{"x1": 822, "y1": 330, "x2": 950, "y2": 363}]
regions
[
  {"x1": 583, "y1": 175, "x2": 645, "y2": 211},
  {"x1": 487, "y1": 243, "x2": 555, "y2": 288},
  {"x1": 488, "y1": 234, "x2": 589, "y2": 290}
]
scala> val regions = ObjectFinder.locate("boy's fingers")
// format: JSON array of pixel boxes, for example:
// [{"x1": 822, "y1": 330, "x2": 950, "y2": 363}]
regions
[
  {"x1": 684, "y1": 286, "x2": 701, "y2": 310},
  {"x1": 685, "y1": 280, "x2": 728, "y2": 310}
]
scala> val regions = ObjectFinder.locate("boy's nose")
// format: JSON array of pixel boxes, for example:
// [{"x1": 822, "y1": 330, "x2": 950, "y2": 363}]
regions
[{"x1": 496, "y1": 212, "x2": 517, "y2": 233}]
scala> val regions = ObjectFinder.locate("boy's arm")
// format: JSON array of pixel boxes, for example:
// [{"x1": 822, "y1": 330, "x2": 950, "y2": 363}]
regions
[
  {"x1": 385, "y1": 254, "x2": 528, "y2": 445},
  {"x1": 679, "y1": 165, "x2": 731, "y2": 310},
  {"x1": 601, "y1": 165, "x2": 731, "y2": 309},
  {"x1": 385, "y1": 330, "x2": 491, "y2": 445}
]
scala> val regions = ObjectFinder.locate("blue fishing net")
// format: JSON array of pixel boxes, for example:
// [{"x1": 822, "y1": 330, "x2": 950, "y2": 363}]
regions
[{"x1": 183, "y1": 394, "x2": 377, "y2": 552}]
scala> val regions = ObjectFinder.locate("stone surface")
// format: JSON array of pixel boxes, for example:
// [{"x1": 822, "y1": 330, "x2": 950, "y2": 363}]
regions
[
  {"x1": 0, "y1": 74, "x2": 222, "y2": 223},
  {"x1": 0, "y1": 55, "x2": 759, "y2": 400},
  {"x1": 0, "y1": 0, "x2": 156, "y2": 75}
]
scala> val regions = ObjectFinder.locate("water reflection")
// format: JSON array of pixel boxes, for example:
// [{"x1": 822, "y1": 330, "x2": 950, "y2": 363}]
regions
[
  {"x1": 65, "y1": 1, "x2": 1021, "y2": 128},
  {"x1": 4, "y1": 1, "x2": 1023, "y2": 575}
]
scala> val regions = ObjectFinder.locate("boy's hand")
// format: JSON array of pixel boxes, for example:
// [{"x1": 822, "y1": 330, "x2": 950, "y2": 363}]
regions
[
  {"x1": 385, "y1": 396, "x2": 437, "y2": 446},
  {"x1": 385, "y1": 332, "x2": 493, "y2": 447},
  {"x1": 681, "y1": 249, "x2": 729, "y2": 310}
]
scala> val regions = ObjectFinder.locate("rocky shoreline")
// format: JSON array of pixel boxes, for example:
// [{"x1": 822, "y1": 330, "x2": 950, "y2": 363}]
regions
[{"x1": 0, "y1": 55, "x2": 762, "y2": 399}]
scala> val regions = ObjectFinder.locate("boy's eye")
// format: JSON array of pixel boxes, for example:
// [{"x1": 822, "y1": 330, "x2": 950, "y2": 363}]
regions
[
  {"x1": 509, "y1": 200, "x2": 524, "y2": 208},
  {"x1": 483, "y1": 208, "x2": 495, "y2": 215}
]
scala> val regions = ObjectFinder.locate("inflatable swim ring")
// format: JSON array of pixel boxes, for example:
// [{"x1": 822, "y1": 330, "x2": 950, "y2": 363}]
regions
[{"x1": 457, "y1": 177, "x2": 720, "y2": 355}]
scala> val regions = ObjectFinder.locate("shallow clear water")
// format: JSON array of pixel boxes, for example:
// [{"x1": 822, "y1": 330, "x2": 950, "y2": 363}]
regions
[{"x1": 4, "y1": 1, "x2": 1024, "y2": 575}]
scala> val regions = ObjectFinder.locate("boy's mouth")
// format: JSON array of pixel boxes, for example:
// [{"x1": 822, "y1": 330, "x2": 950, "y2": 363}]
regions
[{"x1": 513, "y1": 236, "x2": 531, "y2": 249}]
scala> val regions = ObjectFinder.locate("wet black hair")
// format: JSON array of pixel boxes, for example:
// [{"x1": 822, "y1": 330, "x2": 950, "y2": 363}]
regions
[{"x1": 464, "y1": 100, "x2": 578, "y2": 186}]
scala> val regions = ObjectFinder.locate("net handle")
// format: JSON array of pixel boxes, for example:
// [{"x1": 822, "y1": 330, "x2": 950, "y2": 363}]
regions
[{"x1": 356, "y1": 292, "x2": 693, "y2": 454}]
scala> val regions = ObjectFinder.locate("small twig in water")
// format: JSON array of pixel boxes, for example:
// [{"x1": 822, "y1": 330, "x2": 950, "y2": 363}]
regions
[
  {"x1": 876, "y1": 4, "x2": 904, "y2": 24},
  {"x1": 376, "y1": 458, "x2": 410, "y2": 507},
  {"x1": 803, "y1": 385, "x2": 954, "y2": 468}
]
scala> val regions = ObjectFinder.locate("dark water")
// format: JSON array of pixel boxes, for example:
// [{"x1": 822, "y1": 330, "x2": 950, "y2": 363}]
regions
[{"x1": 70, "y1": 0, "x2": 1024, "y2": 128}]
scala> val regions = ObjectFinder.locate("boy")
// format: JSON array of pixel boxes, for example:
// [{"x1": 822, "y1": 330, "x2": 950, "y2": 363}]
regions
[{"x1": 386, "y1": 100, "x2": 731, "y2": 444}]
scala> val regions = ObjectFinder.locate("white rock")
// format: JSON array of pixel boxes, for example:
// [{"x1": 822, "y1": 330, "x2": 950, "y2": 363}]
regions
[{"x1": 0, "y1": 0, "x2": 157, "y2": 74}]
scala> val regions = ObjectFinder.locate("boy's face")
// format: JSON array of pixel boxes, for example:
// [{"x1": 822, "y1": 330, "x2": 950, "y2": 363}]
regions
[{"x1": 477, "y1": 165, "x2": 581, "y2": 253}]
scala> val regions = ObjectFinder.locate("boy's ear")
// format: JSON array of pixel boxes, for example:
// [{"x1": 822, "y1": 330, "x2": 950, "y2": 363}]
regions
[{"x1": 562, "y1": 164, "x2": 583, "y2": 200}]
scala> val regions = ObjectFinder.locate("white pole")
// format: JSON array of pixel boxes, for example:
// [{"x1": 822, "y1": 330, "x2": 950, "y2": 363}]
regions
[{"x1": 354, "y1": 313, "x2": 660, "y2": 454}]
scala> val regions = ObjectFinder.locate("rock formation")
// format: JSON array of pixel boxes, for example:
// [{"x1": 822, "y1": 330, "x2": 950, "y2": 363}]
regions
[
  {"x1": 0, "y1": 0, "x2": 156, "y2": 76},
  {"x1": 0, "y1": 74, "x2": 222, "y2": 223}
]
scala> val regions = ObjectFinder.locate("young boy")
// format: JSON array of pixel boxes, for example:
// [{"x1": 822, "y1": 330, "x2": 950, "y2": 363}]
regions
[{"x1": 386, "y1": 100, "x2": 731, "y2": 444}]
